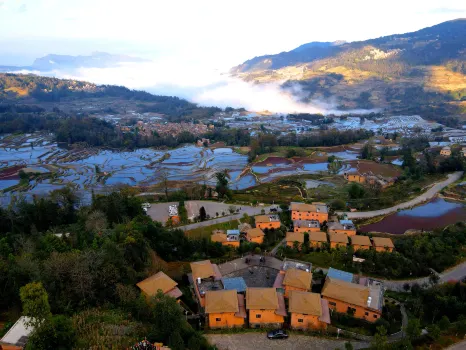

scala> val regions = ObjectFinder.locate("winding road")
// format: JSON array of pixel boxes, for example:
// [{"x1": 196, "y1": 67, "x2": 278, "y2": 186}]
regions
[{"x1": 337, "y1": 171, "x2": 463, "y2": 219}]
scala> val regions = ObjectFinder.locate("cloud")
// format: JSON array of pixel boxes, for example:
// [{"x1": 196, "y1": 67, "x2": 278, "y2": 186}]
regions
[
  {"x1": 11, "y1": 61, "x2": 376, "y2": 115},
  {"x1": 18, "y1": 3, "x2": 27, "y2": 13}
]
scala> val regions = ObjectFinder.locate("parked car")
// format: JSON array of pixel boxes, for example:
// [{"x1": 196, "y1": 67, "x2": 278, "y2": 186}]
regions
[
  {"x1": 141, "y1": 203, "x2": 151, "y2": 209},
  {"x1": 267, "y1": 329, "x2": 288, "y2": 339}
]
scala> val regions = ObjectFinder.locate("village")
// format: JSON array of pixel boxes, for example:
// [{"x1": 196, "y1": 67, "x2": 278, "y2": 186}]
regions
[{"x1": 134, "y1": 201, "x2": 397, "y2": 339}]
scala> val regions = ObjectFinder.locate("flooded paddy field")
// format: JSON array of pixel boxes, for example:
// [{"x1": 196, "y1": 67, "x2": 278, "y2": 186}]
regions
[
  {"x1": 359, "y1": 198, "x2": 466, "y2": 234},
  {"x1": 0, "y1": 133, "x2": 405, "y2": 205}
]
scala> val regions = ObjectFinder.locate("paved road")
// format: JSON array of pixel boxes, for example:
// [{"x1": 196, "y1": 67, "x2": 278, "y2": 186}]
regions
[
  {"x1": 337, "y1": 171, "x2": 463, "y2": 219},
  {"x1": 177, "y1": 204, "x2": 279, "y2": 231},
  {"x1": 382, "y1": 260, "x2": 466, "y2": 291},
  {"x1": 446, "y1": 340, "x2": 466, "y2": 349},
  {"x1": 206, "y1": 333, "x2": 368, "y2": 350}
]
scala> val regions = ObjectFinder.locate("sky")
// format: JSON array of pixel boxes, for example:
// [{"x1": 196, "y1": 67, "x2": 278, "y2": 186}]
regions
[{"x1": 0, "y1": 0, "x2": 466, "y2": 112}]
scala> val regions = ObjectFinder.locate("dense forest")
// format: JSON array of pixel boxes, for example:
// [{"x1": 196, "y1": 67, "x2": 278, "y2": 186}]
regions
[{"x1": 0, "y1": 188, "x2": 225, "y2": 349}]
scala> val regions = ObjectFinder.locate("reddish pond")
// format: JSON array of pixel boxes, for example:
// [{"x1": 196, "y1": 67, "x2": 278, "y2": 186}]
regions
[{"x1": 359, "y1": 198, "x2": 466, "y2": 234}]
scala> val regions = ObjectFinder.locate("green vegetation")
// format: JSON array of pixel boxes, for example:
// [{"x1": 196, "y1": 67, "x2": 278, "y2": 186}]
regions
[
  {"x1": 0, "y1": 73, "x2": 221, "y2": 121},
  {"x1": 185, "y1": 220, "x2": 241, "y2": 239},
  {"x1": 281, "y1": 222, "x2": 466, "y2": 279}
]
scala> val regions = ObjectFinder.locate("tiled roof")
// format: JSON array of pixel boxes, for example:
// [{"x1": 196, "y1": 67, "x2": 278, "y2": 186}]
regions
[
  {"x1": 283, "y1": 268, "x2": 312, "y2": 290},
  {"x1": 327, "y1": 268, "x2": 354, "y2": 283},
  {"x1": 351, "y1": 235, "x2": 371, "y2": 246},
  {"x1": 372, "y1": 237, "x2": 395, "y2": 248},
  {"x1": 205, "y1": 290, "x2": 239, "y2": 314},
  {"x1": 255, "y1": 215, "x2": 280, "y2": 223},
  {"x1": 211, "y1": 232, "x2": 227, "y2": 243},
  {"x1": 322, "y1": 277, "x2": 370, "y2": 309},
  {"x1": 190, "y1": 260, "x2": 215, "y2": 279},
  {"x1": 246, "y1": 288, "x2": 278, "y2": 310},
  {"x1": 329, "y1": 232, "x2": 348, "y2": 244},
  {"x1": 136, "y1": 271, "x2": 178, "y2": 296},
  {"x1": 288, "y1": 291, "x2": 322, "y2": 316},
  {"x1": 222, "y1": 277, "x2": 247, "y2": 293},
  {"x1": 286, "y1": 231, "x2": 304, "y2": 243},
  {"x1": 309, "y1": 231, "x2": 327, "y2": 242},
  {"x1": 246, "y1": 228, "x2": 265, "y2": 238}
]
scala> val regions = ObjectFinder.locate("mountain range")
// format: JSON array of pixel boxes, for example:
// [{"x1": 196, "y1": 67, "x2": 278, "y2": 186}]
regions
[
  {"x1": 0, "y1": 52, "x2": 148, "y2": 72},
  {"x1": 231, "y1": 19, "x2": 466, "y2": 116}
]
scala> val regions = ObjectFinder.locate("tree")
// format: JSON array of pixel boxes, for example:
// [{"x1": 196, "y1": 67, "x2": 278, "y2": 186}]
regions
[
  {"x1": 215, "y1": 170, "x2": 230, "y2": 199},
  {"x1": 157, "y1": 169, "x2": 170, "y2": 200},
  {"x1": 345, "y1": 341, "x2": 354, "y2": 350},
  {"x1": 26, "y1": 315, "x2": 76, "y2": 350},
  {"x1": 199, "y1": 206, "x2": 207, "y2": 221},
  {"x1": 438, "y1": 315, "x2": 450, "y2": 331},
  {"x1": 85, "y1": 210, "x2": 108, "y2": 233},
  {"x1": 168, "y1": 331, "x2": 184, "y2": 350},
  {"x1": 20, "y1": 282, "x2": 52, "y2": 328},
  {"x1": 405, "y1": 319, "x2": 421, "y2": 340},
  {"x1": 427, "y1": 324, "x2": 441, "y2": 340},
  {"x1": 228, "y1": 205, "x2": 236, "y2": 214},
  {"x1": 348, "y1": 183, "x2": 365, "y2": 199},
  {"x1": 429, "y1": 272, "x2": 440, "y2": 286},
  {"x1": 361, "y1": 143, "x2": 374, "y2": 160},
  {"x1": 371, "y1": 325, "x2": 388, "y2": 349},
  {"x1": 151, "y1": 291, "x2": 184, "y2": 342}
]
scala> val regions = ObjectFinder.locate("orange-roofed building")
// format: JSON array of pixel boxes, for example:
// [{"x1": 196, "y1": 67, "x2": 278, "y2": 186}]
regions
[
  {"x1": 190, "y1": 260, "x2": 223, "y2": 308},
  {"x1": 255, "y1": 215, "x2": 281, "y2": 230},
  {"x1": 289, "y1": 291, "x2": 331, "y2": 330},
  {"x1": 293, "y1": 220, "x2": 321, "y2": 233},
  {"x1": 351, "y1": 236, "x2": 371, "y2": 251},
  {"x1": 327, "y1": 221, "x2": 357, "y2": 237},
  {"x1": 211, "y1": 231, "x2": 240, "y2": 248},
  {"x1": 371, "y1": 237, "x2": 395, "y2": 252},
  {"x1": 136, "y1": 271, "x2": 183, "y2": 299},
  {"x1": 246, "y1": 288, "x2": 287, "y2": 328},
  {"x1": 245, "y1": 228, "x2": 265, "y2": 244},
  {"x1": 281, "y1": 268, "x2": 312, "y2": 298},
  {"x1": 309, "y1": 231, "x2": 328, "y2": 247},
  {"x1": 205, "y1": 290, "x2": 246, "y2": 328},
  {"x1": 328, "y1": 232, "x2": 348, "y2": 249},
  {"x1": 291, "y1": 202, "x2": 328, "y2": 224},
  {"x1": 345, "y1": 172, "x2": 366, "y2": 184},
  {"x1": 322, "y1": 277, "x2": 383, "y2": 322},
  {"x1": 285, "y1": 232, "x2": 304, "y2": 249}
]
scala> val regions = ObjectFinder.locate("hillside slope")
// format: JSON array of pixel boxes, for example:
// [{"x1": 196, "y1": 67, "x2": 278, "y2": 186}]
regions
[
  {"x1": 0, "y1": 73, "x2": 220, "y2": 120},
  {"x1": 232, "y1": 19, "x2": 466, "y2": 116}
]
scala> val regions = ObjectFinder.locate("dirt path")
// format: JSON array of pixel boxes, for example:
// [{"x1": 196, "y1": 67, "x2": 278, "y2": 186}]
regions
[{"x1": 337, "y1": 171, "x2": 463, "y2": 219}]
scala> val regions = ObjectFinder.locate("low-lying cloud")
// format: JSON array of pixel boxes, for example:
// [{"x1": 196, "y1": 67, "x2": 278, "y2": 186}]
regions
[{"x1": 13, "y1": 61, "x2": 376, "y2": 115}]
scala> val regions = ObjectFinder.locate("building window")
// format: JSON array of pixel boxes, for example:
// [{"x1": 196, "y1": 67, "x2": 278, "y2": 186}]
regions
[
  {"x1": 365, "y1": 312, "x2": 369, "y2": 316},
  {"x1": 373, "y1": 315, "x2": 378, "y2": 319},
  {"x1": 256, "y1": 314, "x2": 261, "y2": 319},
  {"x1": 215, "y1": 318, "x2": 221, "y2": 322},
  {"x1": 298, "y1": 319, "x2": 303, "y2": 323},
  {"x1": 329, "y1": 302, "x2": 336, "y2": 307}
]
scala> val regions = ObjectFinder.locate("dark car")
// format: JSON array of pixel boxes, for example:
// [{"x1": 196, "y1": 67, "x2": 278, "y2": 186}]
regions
[{"x1": 267, "y1": 329, "x2": 288, "y2": 339}]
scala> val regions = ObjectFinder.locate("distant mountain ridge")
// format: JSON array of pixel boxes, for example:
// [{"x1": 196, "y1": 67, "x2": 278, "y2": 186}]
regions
[
  {"x1": 231, "y1": 19, "x2": 466, "y2": 116},
  {"x1": 0, "y1": 52, "x2": 148, "y2": 72}
]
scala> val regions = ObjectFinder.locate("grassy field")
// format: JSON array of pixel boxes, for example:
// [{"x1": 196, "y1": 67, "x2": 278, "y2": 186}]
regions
[{"x1": 185, "y1": 219, "x2": 243, "y2": 239}]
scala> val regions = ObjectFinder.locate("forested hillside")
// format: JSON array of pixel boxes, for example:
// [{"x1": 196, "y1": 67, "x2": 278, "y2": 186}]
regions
[
  {"x1": 0, "y1": 73, "x2": 220, "y2": 120},
  {"x1": 232, "y1": 19, "x2": 466, "y2": 115}
]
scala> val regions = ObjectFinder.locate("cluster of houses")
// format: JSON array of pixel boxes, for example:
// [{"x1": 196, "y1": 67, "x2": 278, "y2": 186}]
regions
[
  {"x1": 344, "y1": 171, "x2": 395, "y2": 189},
  {"x1": 180, "y1": 259, "x2": 385, "y2": 329},
  {"x1": 440, "y1": 146, "x2": 466, "y2": 157},
  {"x1": 209, "y1": 201, "x2": 395, "y2": 253},
  {"x1": 288, "y1": 202, "x2": 394, "y2": 252}
]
